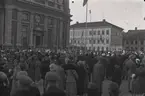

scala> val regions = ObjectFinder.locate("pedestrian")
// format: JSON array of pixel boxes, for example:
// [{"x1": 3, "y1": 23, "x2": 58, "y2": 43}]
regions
[
  {"x1": 92, "y1": 58, "x2": 105, "y2": 96},
  {"x1": 11, "y1": 75, "x2": 40, "y2": 96},
  {"x1": 43, "y1": 72, "x2": 66, "y2": 96}
]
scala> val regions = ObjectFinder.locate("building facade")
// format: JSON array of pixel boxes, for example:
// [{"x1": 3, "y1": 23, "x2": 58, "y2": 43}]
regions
[
  {"x1": 0, "y1": 0, "x2": 70, "y2": 49},
  {"x1": 70, "y1": 20, "x2": 123, "y2": 51},
  {"x1": 123, "y1": 28, "x2": 145, "y2": 51}
]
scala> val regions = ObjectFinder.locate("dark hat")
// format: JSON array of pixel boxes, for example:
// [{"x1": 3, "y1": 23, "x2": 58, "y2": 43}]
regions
[
  {"x1": 45, "y1": 72, "x2": 60, "y2": 81},
  {"x1": 17, "y1": 75, "x2": 33, "y2": 86},
  {"x1": 0, "y1": 72, "x2": 7, "y2": 82}
]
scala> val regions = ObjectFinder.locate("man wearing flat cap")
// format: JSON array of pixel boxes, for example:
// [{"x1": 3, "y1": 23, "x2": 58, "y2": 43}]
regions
[{"x1": 43, "y1": 72, "x2": 66, "y2": 96}]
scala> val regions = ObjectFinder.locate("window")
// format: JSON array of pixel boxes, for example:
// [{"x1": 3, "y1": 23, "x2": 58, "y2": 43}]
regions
[
  {"x1": 93, "y1": 40, "x2": 96, "y2": 44},
  {"x1": 141, "y1": 41, "x2": 144, "y2": 45},
  {"x1": 102, "y1": 47, "x2": 104, "y2": 51},
  {"x1": 12, "y1": 9, "x2": 17, "y2": 20},
  {"x1": 106, "y1": 30, "x2": 109, "y2": 35},
  {"x1": 106, "y1": 47, "x2": 109, "y2": 51},
  {"x1": 102, "y1": 30, "x2": 105, "y2": 35},
  {"x1": 126, "y1": 41, "x2": 129, "y2": 44},
  {"x1": 131, "y1": 47, "x2": 134, "y2": 50},
  {"x1": 89, "y1": 40, "x2": 91, "y2": 43},
  {"x1": 135, "y1": 41, "x2": 137, "y2": 44},
  {"x1": 97, "y1": 47, "x2": 100, "y2": 51},
  {"x1": 98, "y1": 30, "x2": 100, "y2": 35},
  {"x1": 102, "y1": 39, "x2": 104, "y2": 43},
  {"x1": 141, "y1": 47, "x2": 144, "y2": 51},
  {"x1": 94, "y1": 31, "x2": 96, "y2": 35},
  {"x1": 98, "y1": 40, "x2": 100, "y2": 44},
  {"x1": 106, "y1": 39, "x2": 109, "y2": 44},
  {"x1": 131, "y1": 41, "x2": 134, "y2": 44},
  {"x1": 89, "y1": 31, "x2": 92, "y2": 35}
]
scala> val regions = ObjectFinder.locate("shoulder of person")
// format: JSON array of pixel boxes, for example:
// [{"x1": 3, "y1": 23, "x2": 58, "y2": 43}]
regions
[{"x1": 44, "y1": 87, "x2": 66, "y2": 96}]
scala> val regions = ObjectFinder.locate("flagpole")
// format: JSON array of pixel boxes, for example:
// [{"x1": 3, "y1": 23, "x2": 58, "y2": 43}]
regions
[{"x1": 85, "y1": 1, "x2": 88, "y2": 51}]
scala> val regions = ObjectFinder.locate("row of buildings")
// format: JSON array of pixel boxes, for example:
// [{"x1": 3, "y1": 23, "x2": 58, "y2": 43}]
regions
[
  {"x1": 69, "y1": 19, "x2": 145, "y2": 52},
  {"x1": 0, "y1": 0, "x2": 70, "y2": 49}
]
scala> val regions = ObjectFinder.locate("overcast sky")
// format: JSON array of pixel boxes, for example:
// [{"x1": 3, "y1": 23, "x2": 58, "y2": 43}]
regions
[{"x1": 70, "y1": 0, "x2": 145, "y2": 31}]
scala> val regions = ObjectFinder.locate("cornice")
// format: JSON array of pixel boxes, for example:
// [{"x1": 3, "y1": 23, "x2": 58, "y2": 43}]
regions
[{"x1": 16, "y1": 0, "x2": 70, "y2": 16}]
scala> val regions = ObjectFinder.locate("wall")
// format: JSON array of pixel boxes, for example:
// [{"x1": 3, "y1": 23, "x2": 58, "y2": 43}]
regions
[{"x1": 111, "y1": 27, "x2": 123, "y2": 51}]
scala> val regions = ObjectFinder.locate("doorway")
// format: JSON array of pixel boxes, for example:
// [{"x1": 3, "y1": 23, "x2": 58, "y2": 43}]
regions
[{"x1": 36, "y1": 36, "x2": 41, "y2": 47}]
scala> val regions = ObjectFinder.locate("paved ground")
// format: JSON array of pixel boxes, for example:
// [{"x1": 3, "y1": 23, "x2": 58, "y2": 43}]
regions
[{"x1": 102, "y1": 80, "x2": 130, "y2": 96}]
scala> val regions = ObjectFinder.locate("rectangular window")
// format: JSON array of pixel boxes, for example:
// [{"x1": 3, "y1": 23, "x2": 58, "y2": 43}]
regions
[
  {"x1": 102, "y1": 47, "x2": 104, "y2": 51},
  {"x1": 102, "y1": 30, "x2": 105, "y2": 35},
  {"x1": 106, "y1": 47, "x2": 109, "y2": 51},
  {"x1": 141, "y1": 41, "x2": 144, "y2": 45},
  {"x1": 131, "y1": 41, "x2": 134, "y2": 44},
  {"x1": 94, "y1": 31, "x2": 96, "y2": 35},
  {"x1": 11, "y1": 21, "x2": 17, "y2": 44},
  {"x1": 106, "y1": 30, "x2": 109, "y2": 35},
  {"x1": 98, "y1": 40, "x2": 100, "y2": 44},
  {"x1": 89, "y1": 31, "x2": 92, "y2": 35},
  {"x1": 98, "y1": 30, "x2": 100, "y2": 35},
  {"x1": 141, "y1": 47, "x2": 144, "y2": 51},
  {"x1": 126, "y1": 41, "x2": 129, "y2": 44},
  {"x1": 12, "y1": 9, "x2": 17, "y2": 20},
  {"x1": 106, "y1": 39, "x2": 109, "y2": 44},
  {"x1": 93, "y1": 40, "x2": 96, "y2": 44},
  {"x1": 135, "y1": 41, "x2": 137, "y2": 44}
]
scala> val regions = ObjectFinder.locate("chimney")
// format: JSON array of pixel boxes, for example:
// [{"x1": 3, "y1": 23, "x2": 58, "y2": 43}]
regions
[
  {"x1": 103, "y1": 19, "x2": 106, "y2": 22},
  {"x1": 76, "y1": 21, "x2": 79, "y2": 24}
]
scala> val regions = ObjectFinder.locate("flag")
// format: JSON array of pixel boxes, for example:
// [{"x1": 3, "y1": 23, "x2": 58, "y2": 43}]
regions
[
  {"x1": 89, "y1": 10, "x2": 91, "y2": 14},
  {"x1": 83, "y1": 0, "x2": 88, "y2": 6},
  {"x1": 81, "y1": 31, "x2": 84, "y2": 44}
]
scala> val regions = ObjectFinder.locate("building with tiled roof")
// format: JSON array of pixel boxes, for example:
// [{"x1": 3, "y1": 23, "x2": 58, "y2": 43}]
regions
[
  {"x1": 123, "y1": 27, "x2": 145, "y2": 51},
  {"x1": 69, "y1": 19, "x2": 124, "y2": 51}
]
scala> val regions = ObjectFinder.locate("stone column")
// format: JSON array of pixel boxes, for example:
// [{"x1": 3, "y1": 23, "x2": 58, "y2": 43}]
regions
[
  {"x1": 0, "y1": 10, "x2": 4, "y2": 45},
  {"x1": 29, "y1": 13, "x2": 34, "y2": 47},
  {"x1": 59, "y1": 20, "x2": 63, "y2": 48},
  {"x1": 53, "y1": 18, "x2": 57, "y2": 48},
  {"x1": 4, "y1": 7, "x2": 12, "y2": 46},
  {"x1": 16, "y1": 10, "x2": 22, "y2": 47},
  {"x1": 44, "y1": 16, "x2": 48, "y2": 48}
]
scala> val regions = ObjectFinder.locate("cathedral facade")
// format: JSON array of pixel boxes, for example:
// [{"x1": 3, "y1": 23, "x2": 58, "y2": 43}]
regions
[{"x1": 0, "y1": 0, "x2": 70, "y2": 49}]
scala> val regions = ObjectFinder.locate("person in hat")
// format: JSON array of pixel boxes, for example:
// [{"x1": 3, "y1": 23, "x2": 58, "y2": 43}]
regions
[
  {"x1": 11, "y1": 75, "x2": 40, "y2": 96},
  {"x1": 43, "y1": 72, "x2": 66, "y2": 96},
  {"x1": 0, "y1": 71, "x2": 10, "y2": 96}
]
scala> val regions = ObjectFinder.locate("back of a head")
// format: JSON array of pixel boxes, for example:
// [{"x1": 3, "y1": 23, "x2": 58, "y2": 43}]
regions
[{"x1": 17, "y1": 75, "x2": 33, "y2": 88}]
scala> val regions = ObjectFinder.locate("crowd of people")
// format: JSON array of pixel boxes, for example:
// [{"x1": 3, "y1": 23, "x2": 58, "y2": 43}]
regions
[{"x1": 0, "y1": 48, "x2": 145, "y2": 96}]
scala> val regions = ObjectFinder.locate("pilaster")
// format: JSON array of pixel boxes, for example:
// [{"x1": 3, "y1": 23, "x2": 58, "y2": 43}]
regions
[
  {"x1": 44, "y1": 16, "x2": 48, "y2": 48},
  {"x1": 53, "y1": 18, "x2": 57, "y2": 48},
  {"x1": 29, "y1": 13, "x2": 34, "y2": 47},
  {"x1": 4, "y1": 8, "x2": 12, "y2": 46},
  {"x1": 16, "y1": 10, "x2": 22, "y2": 46},
  {"x1": 59, "y1": 20, "x2": 63, "y2": 48}
]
